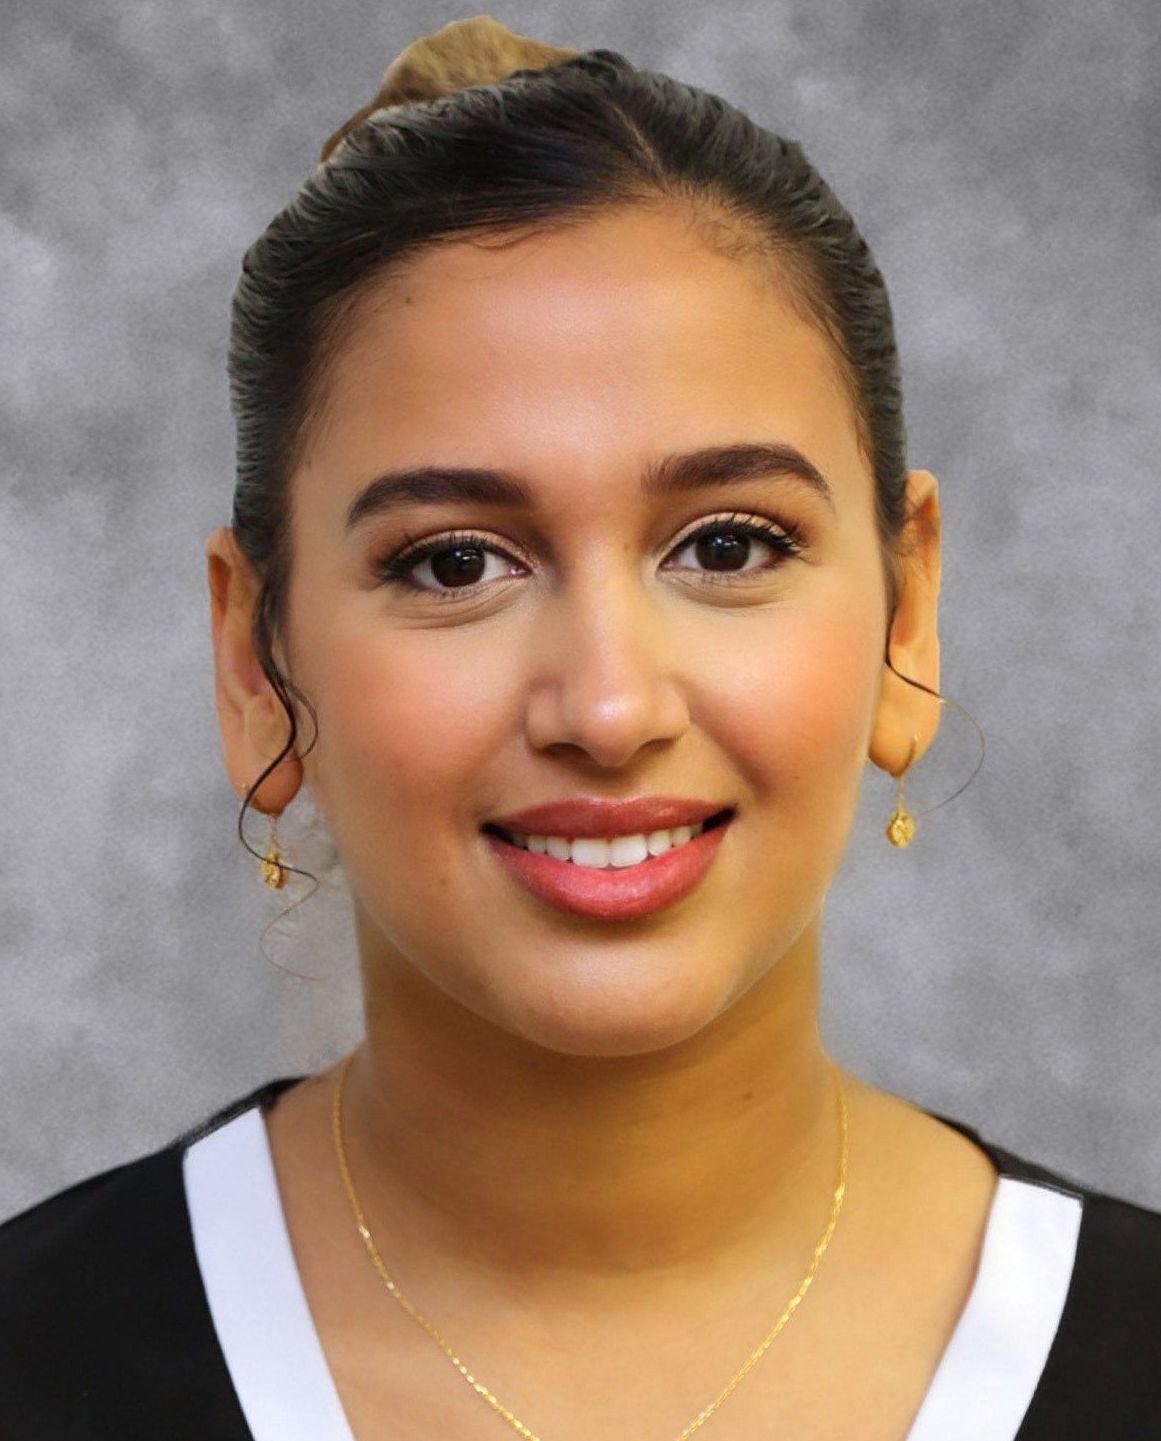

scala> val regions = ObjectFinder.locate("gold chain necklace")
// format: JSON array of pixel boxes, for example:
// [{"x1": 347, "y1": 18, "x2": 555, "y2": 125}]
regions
[{"x1": 331, "y1": 1050, "x2": 848, "y2": 1441}]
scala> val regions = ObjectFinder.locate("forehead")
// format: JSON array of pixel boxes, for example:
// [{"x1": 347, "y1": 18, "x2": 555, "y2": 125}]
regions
[{"x1": 299, "y1": 205, "x2": 866, "y2": 517}]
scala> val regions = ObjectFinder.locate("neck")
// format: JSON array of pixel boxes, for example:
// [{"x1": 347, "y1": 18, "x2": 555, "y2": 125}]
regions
[{"x1": 343, "y1": 915, "x2": 839, "y2": 1287}]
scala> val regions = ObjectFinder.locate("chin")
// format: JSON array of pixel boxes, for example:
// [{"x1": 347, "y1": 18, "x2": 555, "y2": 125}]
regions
[{"x1": 490, "y1": 964, "x2": 734, "y2": 1059}]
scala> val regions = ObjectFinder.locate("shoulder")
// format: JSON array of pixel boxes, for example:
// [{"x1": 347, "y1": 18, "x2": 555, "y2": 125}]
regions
[
  {"x1": 938, "y1": 1112, "x2": 1161, "y2": 1437},
  {"x1": 1022, "y1": 1181, "x2": 1161, "y2": 1435},
  {"x1": 948, "y1": 1114, "x2": 1161, "y2": 1276},
  {"x1": 0, "y1": 1075, "x2": 305, "y2": 1439}
]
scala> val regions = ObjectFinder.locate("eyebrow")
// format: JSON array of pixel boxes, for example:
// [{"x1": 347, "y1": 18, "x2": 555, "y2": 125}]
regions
[{"x1": 344, "y1": 440, "x2": 835, "y2": 532}]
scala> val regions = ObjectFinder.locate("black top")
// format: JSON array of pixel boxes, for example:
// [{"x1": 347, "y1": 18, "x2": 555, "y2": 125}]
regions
[{"x1": 1, "y1": 1074, "x2": 1160, "y2": 1438}]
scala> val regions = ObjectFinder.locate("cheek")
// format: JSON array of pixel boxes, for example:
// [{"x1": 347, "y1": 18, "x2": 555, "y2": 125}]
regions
[
  {"x1": 304, "y1": 619, "x2": 517, "y2": 823},
  {"x1": 695, "y1": 603, "x2": 879, "y2": 932},
  {"x1": 783, "y1": 624, "x2": 879, "y2": 772},
  {"x1": 716, "y1": 600, "x2": 879, "y2": 774}
]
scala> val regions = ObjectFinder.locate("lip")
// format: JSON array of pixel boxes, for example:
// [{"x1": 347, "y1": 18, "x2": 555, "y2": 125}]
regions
[
  {"x1": 483, "y1": 815, "x2": 733, "y2": 922},
  {"x1": 484, "y1": 795, "x2": 733, "y2": 839}
]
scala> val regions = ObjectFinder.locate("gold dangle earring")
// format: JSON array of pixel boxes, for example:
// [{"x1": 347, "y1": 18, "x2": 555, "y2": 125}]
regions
[
  {"x1": 885, "y1": 734, "x2": 919, "y2": 848},
  {"x1": 245, "y1": 776, "x2": 289, "y2": 889},
  {"x1": 260, "y1": 810, "x2": 289, "y2": 889}
]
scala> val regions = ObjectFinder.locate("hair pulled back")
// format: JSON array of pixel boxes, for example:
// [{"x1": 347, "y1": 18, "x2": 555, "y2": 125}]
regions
[{"x1": 228, "y1": 15, "x2": 935, "y2": 859}]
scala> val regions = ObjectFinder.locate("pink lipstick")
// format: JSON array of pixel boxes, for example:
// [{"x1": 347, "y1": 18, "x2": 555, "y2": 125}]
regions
[{"x1": 482, "y1": 809, "x2": 734, "y2": 921}]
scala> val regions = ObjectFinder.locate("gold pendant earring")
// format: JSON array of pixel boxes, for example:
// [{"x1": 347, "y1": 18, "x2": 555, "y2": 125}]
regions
[
  {"x1": 260, "y1": 810, "x2": 289, "y2": 889},
  {"x1": 244, "y1": 775, "x2": 289, "y2": 889},
  {"x1": 885, "y1": 734, "x2": 919, "y2": 848}
]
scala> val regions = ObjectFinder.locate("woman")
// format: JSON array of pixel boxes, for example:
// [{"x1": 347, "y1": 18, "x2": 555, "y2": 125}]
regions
[{"x1": 2, "y1": 16, "x2": 1158, "y2": 1440}]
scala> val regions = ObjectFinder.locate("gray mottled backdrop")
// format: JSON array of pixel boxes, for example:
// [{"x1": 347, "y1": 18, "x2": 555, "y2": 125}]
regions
[{"x1": 2, "y1": 0, "x2": 1159, "y2": 1223}]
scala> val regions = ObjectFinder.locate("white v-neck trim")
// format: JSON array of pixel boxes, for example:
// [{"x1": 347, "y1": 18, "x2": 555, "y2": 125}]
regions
[
  {"x1": 182, "y1": 1102, "x2": 1082, "y2": 1441},
  {"x1": 904, "y1": 1174, "x2": 1081, "y2": 1438},
  {"x1": 183, "y1": 1104, "x2": 356, "y2": 1440}
]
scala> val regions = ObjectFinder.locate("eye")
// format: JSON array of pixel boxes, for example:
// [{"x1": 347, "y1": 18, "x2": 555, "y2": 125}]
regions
[
  {"x1": 663, "y1": 513, "x2": 805, "y2": 580},
  {"x1": 373, "y1": 529, "x2": 525, "y2": 601},
  {"x1": 372, "y1": 513, "x2": 805, "y2": 600}
]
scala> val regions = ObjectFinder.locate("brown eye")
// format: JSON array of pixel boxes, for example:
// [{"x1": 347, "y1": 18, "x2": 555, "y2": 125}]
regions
[
  {"x1": 426, "y1": 541, "x2": 487, "y2": 588},
  {"x1": 374, "y1": 530, "x2": 524, "y2": 599},
  {"x1": 374, "y1": 513, "x2": 805, "y2": 602},
  {"x1": 666, "y1": 515, "x2": 804, "y2": 577}
]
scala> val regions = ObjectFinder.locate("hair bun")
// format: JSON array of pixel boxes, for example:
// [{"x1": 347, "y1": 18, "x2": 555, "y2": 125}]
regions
[{"x1": 320, "y1": 15, "x2": 580, "y2": 162}]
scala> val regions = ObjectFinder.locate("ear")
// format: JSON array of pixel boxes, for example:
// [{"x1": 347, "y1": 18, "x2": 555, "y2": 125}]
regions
[
  {"x1": 867, "y1": 470, "x2": 943, "y2": 778},
  {"x1": 204, "y1": 526, "x2": 303, "y2": 813}
]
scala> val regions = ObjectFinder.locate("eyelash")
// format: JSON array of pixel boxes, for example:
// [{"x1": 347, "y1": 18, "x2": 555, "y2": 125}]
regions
[{"x1": 372, "y1": 512, "x2": 806, "y2": 601}]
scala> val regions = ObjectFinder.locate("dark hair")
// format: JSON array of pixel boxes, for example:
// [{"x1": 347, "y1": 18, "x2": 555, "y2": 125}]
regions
[{"x1": 227, "y1": 23, "x2": 955, "y2": 874}]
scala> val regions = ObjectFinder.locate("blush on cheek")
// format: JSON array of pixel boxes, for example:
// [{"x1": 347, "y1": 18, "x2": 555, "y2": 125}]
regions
[
  {"x1": 783, "y1": 626, "x2": 878, "y2": 766},
  {"x1": 314, "y1": 628, "x2": 515, "y2": 827},
  {"x1": 728, "y1": 601, "x2": 880, "y2": 782}
]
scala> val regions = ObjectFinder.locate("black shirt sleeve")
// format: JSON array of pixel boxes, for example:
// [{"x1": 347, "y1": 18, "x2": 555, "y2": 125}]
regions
[
  {"x1": 0, "y1": 1144, "x2": 253, "y2": 1441},
  {"x1": 1015, "y1": 1187, "x2": 1161, "y2": 1439}
]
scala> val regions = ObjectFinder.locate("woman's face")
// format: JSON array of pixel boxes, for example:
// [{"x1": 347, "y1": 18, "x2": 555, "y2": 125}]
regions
[{"x1": 273, "y1": 205, "x2": 908, "y2": 1057}]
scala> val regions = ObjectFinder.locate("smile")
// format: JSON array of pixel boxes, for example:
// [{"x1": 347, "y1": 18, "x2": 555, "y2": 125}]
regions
[
  {"x1": 483, "y1": 810, "x2": 732, "y2": 870},
  {"x1": 481, "y1": 810, "x2": 735, "y2": 921}
]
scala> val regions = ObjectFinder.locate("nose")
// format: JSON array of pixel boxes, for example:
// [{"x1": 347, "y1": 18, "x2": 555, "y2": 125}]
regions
[{"x1": 522, "y1": 564, "x2": 691, "y2": 769}]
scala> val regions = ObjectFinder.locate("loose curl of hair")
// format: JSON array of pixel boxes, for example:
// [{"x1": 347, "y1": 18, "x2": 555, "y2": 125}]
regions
[{"x1": 227, "y1": 16, "x2": 974, "y2": 888}]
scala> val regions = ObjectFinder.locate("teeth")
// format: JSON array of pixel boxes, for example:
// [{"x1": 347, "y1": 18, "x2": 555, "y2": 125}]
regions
[{"x1": 507, "y1": 822, "x2": 704, "y2": 868}]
